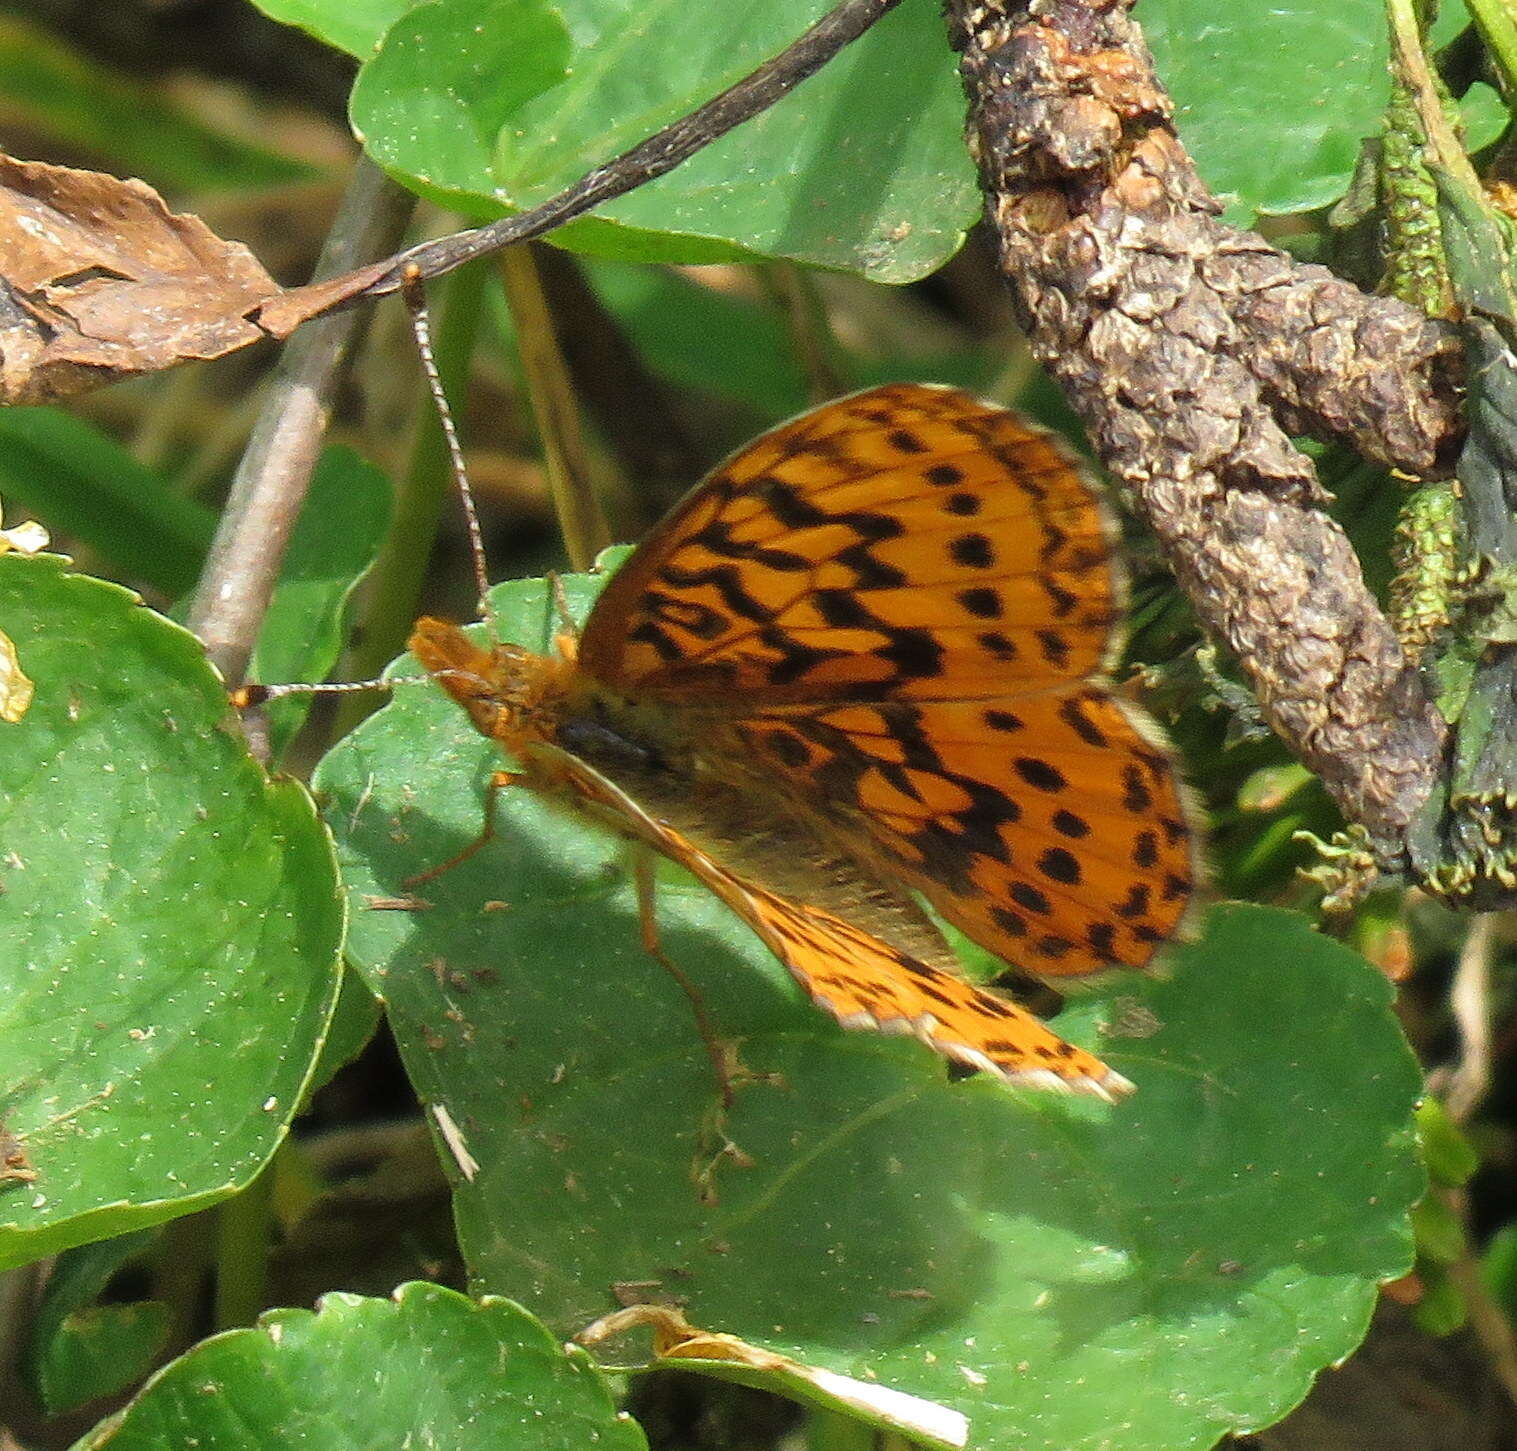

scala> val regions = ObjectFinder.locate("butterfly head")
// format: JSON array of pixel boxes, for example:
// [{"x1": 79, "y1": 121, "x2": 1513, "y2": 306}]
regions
[{"x1": 408, "y1": 616, "x2": 568, "y2": 746}]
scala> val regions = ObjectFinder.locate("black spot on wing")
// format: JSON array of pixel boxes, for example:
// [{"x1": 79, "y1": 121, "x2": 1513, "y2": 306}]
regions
[
  {"x1": 977, "y1": 631, "x2": 1018, "y2": 661},
  {"x1": 878, "y1": 627, "x2": 944, "y2": 682},
  {"x1": 1121, "y1": 764, "x2": 1154, "y2": 813},
  {"x1": 1015, "y1": 758, "x2": 1066, "y2": 793},
  {"x1": 949, "y1": 533, "x2": 996, "y2": 569},
  {"x1": 1037, "y1": 847, "x2": 1081, "y2": 885},
  {"x1": 1051, "y1": 809, "x2": 1089, "y2": 839},
  {"x1": 991, "y1": 906, "x2": 1028, "y2": 938},
  {"x1": 1036, "y1": 630, "x2": 1070, "y2": 667},
  {"x1": 958, "y1": 588, "x2": 1002, "y2": 620},
  {"x1": 1010, "y1": 882, "x2": 1052, "y2": 916},
  {"x1": 1058, "y1": 695, "x2": 1110, "y2": 748}
]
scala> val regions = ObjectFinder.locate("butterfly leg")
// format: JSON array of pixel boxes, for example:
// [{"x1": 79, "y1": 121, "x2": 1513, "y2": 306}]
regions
[
  {"x1": 404, "y1": 769, "x2": 520, "y2": 888},
  {"x1": 630, "y1": 851, "x2": 760, "y2": 1200},
  {"x1": 632, "y1": 849, "x2": 742, "y2": 1109}
]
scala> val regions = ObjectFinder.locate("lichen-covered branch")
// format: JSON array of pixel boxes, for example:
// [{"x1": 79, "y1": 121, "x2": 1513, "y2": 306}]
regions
[{"x1": 944, "y1": 0, "x2": 1459, "y2": 859}]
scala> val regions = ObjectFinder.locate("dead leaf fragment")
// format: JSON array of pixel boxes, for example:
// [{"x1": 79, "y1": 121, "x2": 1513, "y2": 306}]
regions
[
  {"x1": 1, "y1": 1121, "x2": 36, "y2": 1185},
  {"x1": 0, "y1": 514, "x2": 47, "y2": 556},
  {"x1": 428, "y1": 1102, "x2": 480, "y2": 1182},
  {"x1": 579, "y1": 1305, "x2": 969, "y2": 1449},
  {"x1": 0, "y1": 153, "x2": 280, "y2": 402},
  {"x1": 253, "y1": 261, "x2": 391, "y2": 340},
  {"x1": 0, "y1": 503, "x2": 47, "y2": 721},
  {"x1": 0, "y1": 629, "x2": 34, "y2": 722}
]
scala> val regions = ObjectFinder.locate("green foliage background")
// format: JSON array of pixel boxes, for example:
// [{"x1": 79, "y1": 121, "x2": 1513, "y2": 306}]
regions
[{"x1": 0, "y1": 0, "x2": 1486, "y2": 1447}]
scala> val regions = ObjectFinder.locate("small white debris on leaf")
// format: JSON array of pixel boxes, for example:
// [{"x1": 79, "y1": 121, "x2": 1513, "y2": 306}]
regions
[
  {"x1": 431, "y1": 1102, "x2": 480, "y2": 1181},
  {"x1": 0, "y1": 501, "x2": 48, "y2": 556}
]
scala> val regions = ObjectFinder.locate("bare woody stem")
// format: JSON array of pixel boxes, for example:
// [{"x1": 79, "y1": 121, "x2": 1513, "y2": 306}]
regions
[
  {"x1": 187, "y1": 155, "x2": 414, "y2": 686},
  {"x1": 944, "y1": 0, "x2": 1461, "y2": 861}
]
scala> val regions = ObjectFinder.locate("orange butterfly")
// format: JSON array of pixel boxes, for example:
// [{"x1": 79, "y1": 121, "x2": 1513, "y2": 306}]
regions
[{"x1": 409, "y1": 383, "x2": 1199, "y2": 1101}]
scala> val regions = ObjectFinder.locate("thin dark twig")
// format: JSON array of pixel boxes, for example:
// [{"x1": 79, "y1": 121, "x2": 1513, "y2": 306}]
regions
[
  {"x1": 256, "y1": 0, "x2": 904, "y2": 328},
  {"x1": 188, "y1": 156, "x2": 414, "y2": 690}
]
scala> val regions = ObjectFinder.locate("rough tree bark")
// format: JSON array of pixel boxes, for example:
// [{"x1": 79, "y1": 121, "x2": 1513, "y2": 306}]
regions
[{"x1": 944, "y1": 0, "x2": 1463, "y2": 864}]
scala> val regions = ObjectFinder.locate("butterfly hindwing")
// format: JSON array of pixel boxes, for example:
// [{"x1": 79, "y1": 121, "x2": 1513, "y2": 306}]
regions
[
  {"x1": 722, "y1": 874, "x2": 1132, "y2": 1099},
  {"x1": 732, "y1": 689, "x2": 1197, "y2": 978},
  {"x1": 527, "y1": 728, "x2": 1130, "y2": 1098}
]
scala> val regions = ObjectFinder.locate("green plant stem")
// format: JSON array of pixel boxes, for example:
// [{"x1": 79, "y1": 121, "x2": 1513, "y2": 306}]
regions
[
  {"x1": 186, "y1": 154, "x2": 413, "y2": 687},
  {"x1": 213, "y1": 1163, "x2": 275, "y2": 1331},
  {"x1": 337, "y1": 257, "x2": 490, "y2": 733},
  {"x1": 150, "y1": 1209, "x2": 216, "y2": 1354},
  {"x1": 1387, "y1": 0, "x2": 1483, "y2": 191},
  {"x1": 760, "y1": 262, "x2": 849, "y2": 403},
  {"x1": 497, "y1": 243, "x2": 610, "y2": 571},
  {"x1": 1464, "y1": 0, "x2": 1517, "y2": 96}
]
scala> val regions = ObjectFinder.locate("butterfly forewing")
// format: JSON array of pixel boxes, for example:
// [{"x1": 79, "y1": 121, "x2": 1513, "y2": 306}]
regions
[
  {"x1": 578, "y1": 384, "x2": 1120, "y2": 703},
  {"x1": 575, "y1": 383, "x2": 1197, "y2": 977}
]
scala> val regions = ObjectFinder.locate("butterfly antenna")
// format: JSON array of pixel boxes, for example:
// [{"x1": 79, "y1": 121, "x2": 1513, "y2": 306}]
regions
[
  {"x1": 402, "y1": 267, "x2": 497, "y2": 639},
  {"x1": 232, "y1": 675, "x2": 430, "y2": 709}
]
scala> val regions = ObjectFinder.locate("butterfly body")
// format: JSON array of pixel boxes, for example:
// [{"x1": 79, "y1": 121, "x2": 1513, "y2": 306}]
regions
[
  {"x1": 408, "y1": 383, "x2": 1200, "y2": 1100},
  {"x1": 410, "y1": 619, "x2": 947, "y2": 963}
]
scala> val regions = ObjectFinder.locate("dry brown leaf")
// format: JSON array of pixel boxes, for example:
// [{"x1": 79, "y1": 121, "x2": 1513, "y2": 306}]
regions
[
  {"x1": 0, "y1": 153, "x2": 282, "y2": 403},
  {"x1": 252, "y1": 261, "x2": 391, "y2": 340}
]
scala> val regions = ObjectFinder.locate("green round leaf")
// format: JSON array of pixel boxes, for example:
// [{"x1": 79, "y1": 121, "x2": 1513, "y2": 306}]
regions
[
  {"x1": 24, "y1": 1230, "x2": 166, "y2": 1414},
  {"x1": 247, "y1": 0, "x2": 412, "y2": 57},
  {"x1": 315, "y1": 565, "x2": 1424, "y2": 1451},
  {"x1": 350, "y1": 0, "x2": 978, "y2": 281},
  {"x1": 0, "y1": 555, "x2": 343, "y2": 1270},
  {"x1": 1144, "y1": 0, "x2": 1386, "y2": 219},
  {"x1": 350, "y1": 0, "x2": 573, "y2": 211},
  {"x1": 34, "y1": 1302, "x2": 171, "y2": 1415},
  {"x1": 72, "y1": 1282, "x2": 646, "y2": 1451}
]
